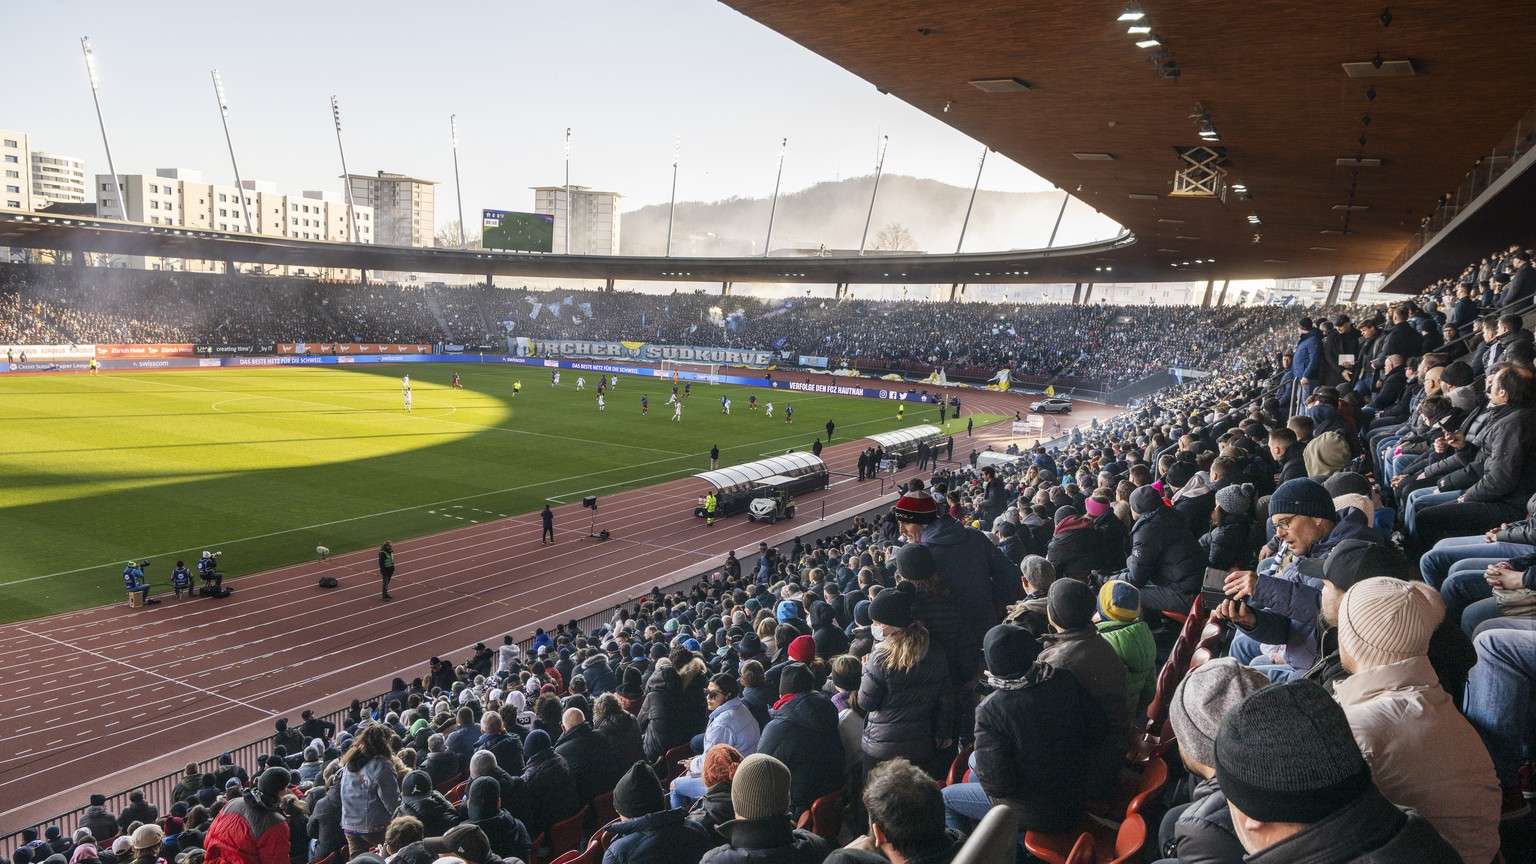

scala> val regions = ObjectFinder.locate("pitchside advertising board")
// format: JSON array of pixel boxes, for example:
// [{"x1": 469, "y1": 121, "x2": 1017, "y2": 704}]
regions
[
  {"x1": 482, "y1": 209, "x2": 555, "y2": 253},
  {"x1": 524, "y1": 338, "x2": 774, "y2": 367}
]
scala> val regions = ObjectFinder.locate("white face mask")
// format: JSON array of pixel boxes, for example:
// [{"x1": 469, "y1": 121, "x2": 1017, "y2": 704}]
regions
[{"x1": 870, "y1": 624, "x2": 886, "y2": 642}]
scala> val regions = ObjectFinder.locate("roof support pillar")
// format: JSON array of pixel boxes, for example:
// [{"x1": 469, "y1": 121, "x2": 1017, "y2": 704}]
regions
[
  {"x1": 605, "y1": 277, "x2": 614, "y2": 293},
  {"x1": 1349, "y1": 273, "x2": 1366, "y2": 303},
  {"x1": 722, "y1": 281, "x2": 732, "y2": 296},
  {"x1": 1201, "y1": 279, "x2": 1216, "y2": 308},
  {"x1": 1082, "y1": 282, "x2": 1094, "y2": 304},
  {"x1": 1323, "y1": 274, "x2": 1343, "y2": 308},
  {"x1": 1071, "y1": 282, "x2": 1083, "y2": 304},
  {"x1": 1216, "y1": 279, "x2": 1231, "y2": 307}
]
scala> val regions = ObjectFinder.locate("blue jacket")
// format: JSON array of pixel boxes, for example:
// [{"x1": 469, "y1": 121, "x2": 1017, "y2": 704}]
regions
[
  {"x1": 918, "y1": 515, "x2": 1021, "y2": 628},
  {"x1": 1292, "y1": 329, "x2": 1322, "y2": 381},
  {"x1": 602, "y1": 808, "x2": 715, "y2": 864}
]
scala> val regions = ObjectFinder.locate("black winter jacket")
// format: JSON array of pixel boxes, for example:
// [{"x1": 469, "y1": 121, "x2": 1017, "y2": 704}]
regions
[
  {"x1": 1124, "y1": 505, "x2": 1204, "y2": 600},
  {"x1": 595, "y1": 711, "x2": 646, "y2": 771},
  {"x1": 1091, "y1": 511, "x2": 1131, "y2": 572},
  {"x1": 858, "y1": 642, "x2": 954, "y2": 763},
  {"x1": 554, "y1": 722, "x2": 618, "y2": 804},
  {"x1": 1443, "y1": 404, "x2": 1536, "y2": 509},
  {"x1": 1160, "y1": 776, "x2": 1244, "y2": 864},
  {"x1": 400, "y1": 772, "x2": 462, "y2": 837},
  {"x1": 637, "y1": 665, "x2": 694, "y2": 762},
  {"x1": 699, "y1": 817, "x2": 830, "y2": 864},
  {"x1": 1200, "y1": 516, "x2": 1264, "y2": 570},
  {"x1": 475, "y1": 731, "x2": 525, "y2": 776},
  {"x1": 756, "y1": 692, "x2": 845, "y2": 818},
  {"x1": 687, "y1": 781, "x2": 735, "y2": 835},
  {"x1": 972, "y1": 663, "x2": 1108, "y2": 833},
  {"x1": 1046, "y1": 517, "x2": 1098, "y2": 582},
  {"x1": 602, "y1": 807, "x2": 716, "y2": 864},
  {"x1": 306, "y1": 785, "x2": 344, "y2": 863},
  {"x1": 510, "y1": 752, "x2": 580, "y2": 839},
  {"x1": 1243, "y1": 788, "x2": 1460, "y2": 864}
]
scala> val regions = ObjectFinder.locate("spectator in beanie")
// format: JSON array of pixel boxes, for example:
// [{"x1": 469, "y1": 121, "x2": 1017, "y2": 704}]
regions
[
  {"x1": 1331, "y1": 579, "x2": 1499, "y2": 864},
  {"x1": 1119, "y1": 485, "x2": 1205, "y2": 619},
  {"x1": 757, "y1": 663, "x2": 844, "y2": 819},
  {"x1": 829, "y1": 758, "x2": 964, "y2": 864},
  {"x1": 942, "y1": 624, "x2": 1106, "y2": 834},
  {"x1": 859, "y1": 583, "x2": 954, "y2": 779},
  {"x1": 509, "y1": 729, "x2": 578, "y2": 839},
  {"x1": 1038, "y1": 579, "x2": 1127, "y2": 798},
  {"x1": 700, "y1": 754, "x2": 828, "y2": 864},
  {"x1": 687, "y1": 745, "x2": 744, "y2": 835},
  {"x1": 1095, "y1": 581, "x2": 1156, "y2": 715},
  {"x1": 890, "y1": 489, "x2": 1018, "y2": 638},
  {"x1": 1154, "y1": 658, "x2": 1269, "y2": 864},
  {"x1": 202, "y1": 767, "x2": 291, "y2": 864},
  {"x1": 1212, "y1": 679, "x2": 1460, "y2": 861},
  {"x1": 461, "y1": 776, "x2": 531, "y2": 863},
  {"x1": 603, "y1": 761, "x2": 715, "y2": 864},
  {"x1": 1201, "y1": 483, "x2": 1263, "y2": 570}
]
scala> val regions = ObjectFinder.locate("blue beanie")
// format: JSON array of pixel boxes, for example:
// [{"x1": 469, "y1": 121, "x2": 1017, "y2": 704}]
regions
[
  {"x1": 776, "y1": 599, "x2": 803, "y2": 623},
  {"x1": 1268, "y1": 478, "x2": 1336, "y2": 521},
  {"x1": 683, "y1": 638, "x2": 701, "y2": 652},
  {"x1": 853, "y1": 599, "x2": 872, "y2": 627},
  {"x1": 523, "y1": 729, "x2": 551, "y2": 759}
]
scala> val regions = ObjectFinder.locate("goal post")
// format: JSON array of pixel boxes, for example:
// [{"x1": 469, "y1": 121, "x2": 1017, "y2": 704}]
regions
[{"x1": 659, "y1": 359, "x2": 722, "y2": 382}]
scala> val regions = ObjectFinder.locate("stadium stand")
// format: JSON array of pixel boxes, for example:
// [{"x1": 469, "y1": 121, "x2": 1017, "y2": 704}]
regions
[{"x1": 6, "y1": 240, "x2": 1536, "y2": 864}]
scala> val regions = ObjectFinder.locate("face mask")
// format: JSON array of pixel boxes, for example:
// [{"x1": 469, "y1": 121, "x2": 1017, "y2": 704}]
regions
[{"x1": 870, "y1": 624, "x2": 886, "y2": 642}]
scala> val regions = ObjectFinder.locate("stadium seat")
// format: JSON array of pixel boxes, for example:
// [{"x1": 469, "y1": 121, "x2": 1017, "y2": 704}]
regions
[
  {"x1": 592, "y1": 790, "x2": 618, "y2": 829},
  {"x1": 445, "y1": 779, "x2": 469, "y2": 805},
  {"x1": 946, "y1": 744, "x2": 975, "y2": 787},
  {"x1": 1064, "y1": 834, "x2": 1096, "y2": 864},
  {"x1": 658, "y1": 744, "x2": 692, "y2": 785},
  {"x1": 950, "y1": 805, "x2": 1021, "y2": 864},
  {"x1": 1126, "y1": 758, "x2": 1170, "y2": 817},
  {"x1": 531, "y1": 805, "x2": 590, "y2": 864},
  {"x1": 797, "y1": 784, "x2": 847, "y2": 842},
  {"x1": 435, "y1": 770, "x2": 466, "y2": 795},
  {"x1": 1026, "y1": 813, "x2": 1147, "y2": 864},
  {"x1": 308, "y1": 853, "x2": 337, "y2": 864}
]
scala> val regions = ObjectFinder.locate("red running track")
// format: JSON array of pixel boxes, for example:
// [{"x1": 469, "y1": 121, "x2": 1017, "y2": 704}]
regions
[{"x1": 0, "y1": 385, "x2": 1123, "y2": 831}]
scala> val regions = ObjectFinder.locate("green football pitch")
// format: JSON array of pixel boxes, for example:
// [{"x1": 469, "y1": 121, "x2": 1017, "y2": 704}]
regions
[{"x1": 0, "y1": 364, "x2": 1000, "y2": 622}]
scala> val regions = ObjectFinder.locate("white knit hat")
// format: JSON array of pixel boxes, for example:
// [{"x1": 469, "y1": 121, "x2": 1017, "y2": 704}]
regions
[{"x1": 1337, "y1": 577, "x2": 1442, "y2": 671}]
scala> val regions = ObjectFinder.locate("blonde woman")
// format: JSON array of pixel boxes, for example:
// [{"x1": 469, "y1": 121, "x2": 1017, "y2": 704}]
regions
[{"x1": 858, "y1": 583, "x2": 953, "y2": 779}]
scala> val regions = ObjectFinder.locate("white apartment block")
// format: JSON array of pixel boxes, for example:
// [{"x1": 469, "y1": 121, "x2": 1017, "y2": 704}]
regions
[
  {"x1": 2, "y1": 129, "x2": 34, "y2": 211},
  {"x1": 345, "y1": 171, "x2": 434, "y2": 247},
  {"x1": 532, "y1": 185, "x2": 622, "y2": 255},
  {"x1": 31, "y1": 151, "x2": 86, "y2": 204},
  {"x1": 94, "y1": 168, "x2": 371, "y2": 274}
]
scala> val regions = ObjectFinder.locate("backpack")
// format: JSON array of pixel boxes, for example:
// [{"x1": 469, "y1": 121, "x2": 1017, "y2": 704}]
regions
[{"x1": 319, "y1": 576, "x2": 339, "y2": 588}]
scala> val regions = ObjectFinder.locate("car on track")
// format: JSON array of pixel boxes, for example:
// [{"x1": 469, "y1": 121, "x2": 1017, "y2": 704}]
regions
[{"x1": 1029, "y1": 396, "x2": 1073, "y2": 414}]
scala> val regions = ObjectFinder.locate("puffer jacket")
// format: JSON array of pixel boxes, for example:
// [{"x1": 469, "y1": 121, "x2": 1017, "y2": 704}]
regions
[
  {"x1": 1037, "y1": 628, "x2": 1128, "y2": 798},
  {"x1": 1243, "y1": 788, "x2": 1461, "y2": 863},
  {"x1": 808, "y1": 603, "x2": 850, "y2": 658},
  {"x1": 1161, "y1": 776, "x2": 1244, "y2": 864},
  {"x1": 203, "y1": 795, "x2": 289, "y2": 864},
  {"x1": 339, "y1": 755, "x2": 399, "y2": 834},
  {"x1": 677, "y1": 658, "x2": 712, "y2": 745},
  {"x1": 581, "y1": 654, "x2": 617, "y2": 697},
  {"x1": 972, "y1": 663, "x2": 1107, "y2": 833},
  {"x1": 1200, "y1": 516, "x2": 1264, "y2": 570},
  {"x1": 1442, "y1": 404, "x2": 1536, "y2": 510},
  {"x1": 595, "y1": 710, "x2": 646, "y2": 771},
  {"x1": 1090, "y1": 510, "x2": 1131, "y2": 572},
  {"x1": 1095, "y1": 619, "x2": 1156, "y2": 715},
  {"x1": 602, "y1": 807, "x2": 716, "y2": 864},
  {"x1": 80, "y1": 806, "x2": 118, "y2": 844},
  {"x1": 554, "y1": 722, "x2": 618, "y2": 804},
  {"x1": 1124, "y1": 505, "x2": 1204, "y2": 601},
  {"x1": 511, "y1": 750, "x2": 579, "y2": 839},
  {"x1": 699, "y1": 817, "x2": 830, "y2": 864},
  {"x1": 1045, "y1": 516, "x2": 1098, "y2": 582},
  {"x1": 918, "y1": 515, "x2": 1021, "y2": 628},
  {"x1": 909, "y1": 587, "x2": 983, "y2": 687},
  {"x1": 465, "y1": 776, "x2": 532, "y2": 863},
  {"x1": 1334, "y1": 656, "x2": 1499, "y2": 864},
  {"x1": 305, "y1": 785, "x2": 344, "y2": 862},
  {"x1": 858, "y1": 641, "x2": 954, "y2": 764},
  {"x1": 686, "y1": 781, "x2": 735, "y2": 835},
  {"x1": 397, "y1": 770, "x2": 460, "y2": 837},
  {"x1": 474, "y1": 730, "x2": 525, "y2": 776},
  {"x1": 756, "y1": 692, "x2": 845, "y2": 818},
  {"x1": 637, "y1": 665, "x2": 693, "y2": 762}
]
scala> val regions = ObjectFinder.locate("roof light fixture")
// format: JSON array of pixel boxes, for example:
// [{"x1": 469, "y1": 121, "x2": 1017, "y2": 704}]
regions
[
  {"x1": 1118, "y1": 5, "x2": 1146, "y2": 21},
  {"x1": 1136, "y1": 36, "x2": 1162, "y2": 48},
  {"x1": 1127, "y1": 24, "x2": 1152, "y2": 34}
]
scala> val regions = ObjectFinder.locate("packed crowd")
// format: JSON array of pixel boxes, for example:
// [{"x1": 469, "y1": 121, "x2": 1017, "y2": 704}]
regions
[
  {"x1": 2, "y1": 263, "x2": 1308, "y2": 386},
  {"x1": 10, "y1": 243, "x2": 1536, "y2": 864}
]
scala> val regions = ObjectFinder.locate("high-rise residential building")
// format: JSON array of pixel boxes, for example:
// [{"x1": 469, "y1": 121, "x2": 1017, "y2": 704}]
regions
[
  {"x1": 532, "y1": 185, "x2": 622, "y2": 255},
  {"x1": 93, "y1": 168, "x2": 371, "y2": 274},
  {"x1": 344, "y1": 171, "x2": 435, "y2": 247},
  {"x1": 30, "y1": 151, "x2": 86, "y2": 205},
  {"x1": 2, "y1": 129, "x2": 35, "y2": 211}
]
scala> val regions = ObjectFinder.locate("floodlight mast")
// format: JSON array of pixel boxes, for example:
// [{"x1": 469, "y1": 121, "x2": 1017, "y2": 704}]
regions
[
  {"x1": 211, "y1": 70, "x2": 254, "y2": 234},
  {"x1": 81, "y1": 37, "x2": 124, "y2": 223}
]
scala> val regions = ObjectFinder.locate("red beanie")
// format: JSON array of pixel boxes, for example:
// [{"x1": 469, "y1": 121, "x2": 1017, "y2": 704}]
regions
[{"x1": 788, "y1": 634, "x2": 816, "y2": 664}]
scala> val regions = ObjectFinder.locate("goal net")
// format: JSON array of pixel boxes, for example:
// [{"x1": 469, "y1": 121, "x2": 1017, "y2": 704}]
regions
[{"x1": 660, "y1": 359, "x2": 722, "y2": 383}]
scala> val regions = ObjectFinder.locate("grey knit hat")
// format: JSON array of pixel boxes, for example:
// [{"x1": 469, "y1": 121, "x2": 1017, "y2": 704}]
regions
[
  {"x1": 1214, "y1": 482, "x2": 1254, "y2": 518},
  {"x1": 1129, "y1": 485, "x2": 1164, "y2": 515},
  {"x1": 1167, "y1": 658, "x2": 1268, "y2": 770},
  {"x1": 1214, "y1": 679, "x2": 1372, "y2": 823},
  {"x1": 1267, "y1": 478, "x2": 1335, "y2": 521},
  {"x1": 731, "y1": 753, "x2": 791, "y2": 820}
]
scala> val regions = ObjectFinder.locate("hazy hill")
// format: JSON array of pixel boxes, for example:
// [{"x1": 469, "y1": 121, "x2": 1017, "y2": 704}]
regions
[{"x1": 620, "y1": 174, "x2": 1114, "y2": 257}]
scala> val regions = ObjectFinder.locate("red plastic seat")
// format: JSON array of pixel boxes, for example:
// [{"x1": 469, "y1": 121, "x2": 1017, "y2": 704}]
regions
[
  {"x1": 801, "y1": 784, "x2": 847, "y2": 842},
  {"x1": 592, "y1": 790, "x2": 618, "y2": 828},
  {"x1": 435, "y1": 770, "x2": 466, "y2": 795},
  {"x1": 946, "y1": 744, "x2": 975, "y2": 787},
  {"x1": 308, "y1": 853, "x2": 337, "y2": 864},
  {"x1": 1026, "y1": 813, "x2": 1147, "y2": 864},
  {"x1": 657, "y1": 744, "x2": 692, "y2": 784},
  {"x1": 531, "y1": 805, "x2": 590, "y2": 864},
  {"x1": 445, "y1": 779, "x2": 469, "y2": 805},
  {"x1": 1126, "y1": 758, "x2": 1169, "y2": 816},
  {"x1": 1064, "y1": 833, "x2": 1096, "y2": 864}
]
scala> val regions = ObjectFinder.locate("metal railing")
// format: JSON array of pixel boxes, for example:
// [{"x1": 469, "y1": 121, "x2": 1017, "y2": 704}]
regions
[{"x1": 1386, "y1": 103, "x2": 1536, "y2": 277}]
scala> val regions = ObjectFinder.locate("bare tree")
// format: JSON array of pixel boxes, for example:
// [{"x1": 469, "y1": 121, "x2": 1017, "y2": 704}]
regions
[
  {"x1": 870, "y1": 222, "x2": 916, "y2": 251},
  {"x1": 434, "y1": 219, "x2": 482, "y2": 250}
]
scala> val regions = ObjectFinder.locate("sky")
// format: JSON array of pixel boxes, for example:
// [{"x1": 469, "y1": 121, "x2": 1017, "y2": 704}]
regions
[{"x1": 3, "y1": 0, "x2": 1062, "y2": 238}]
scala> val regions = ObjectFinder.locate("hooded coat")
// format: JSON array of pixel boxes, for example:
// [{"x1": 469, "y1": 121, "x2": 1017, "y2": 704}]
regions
[
  {"x1": 756, "y1": 692, "x2": 845, "y2": 818},
  {"x1": 1124, "y1": 505, "x2": 1205, "y2": 602},
  {"x1": 637, "y1": 665, "x2": 695, "y2": 762},
  {"x1": 203, "y1": 791, "x2": 289, "y2": 864},
  {"x1": 918, "y1": 515, "x2": 1021, "y2": 629},
  {"x1": 603, "y1": 808, "x2": 716, "y2": 864},
  {"x1": 1045, "y1": 515, "x2": 1098, "y2": 582},
  {"x1": 595, "y1": 709, "x2": 646, "y2": 771},
  {"x1": 511, "y1": 739, "x2": 580, "y2": 838},
  {"x1": 305, "y1": 784, "x2": 344, "y2": 862}
]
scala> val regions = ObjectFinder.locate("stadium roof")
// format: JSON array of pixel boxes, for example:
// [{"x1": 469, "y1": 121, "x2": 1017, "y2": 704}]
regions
[
  {"x1": 6, "y1": 3, "x2": 1535, "y2": 290},
  {"x1": 721, "y1": 0, "x2": 1536, "y2": 290}
]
